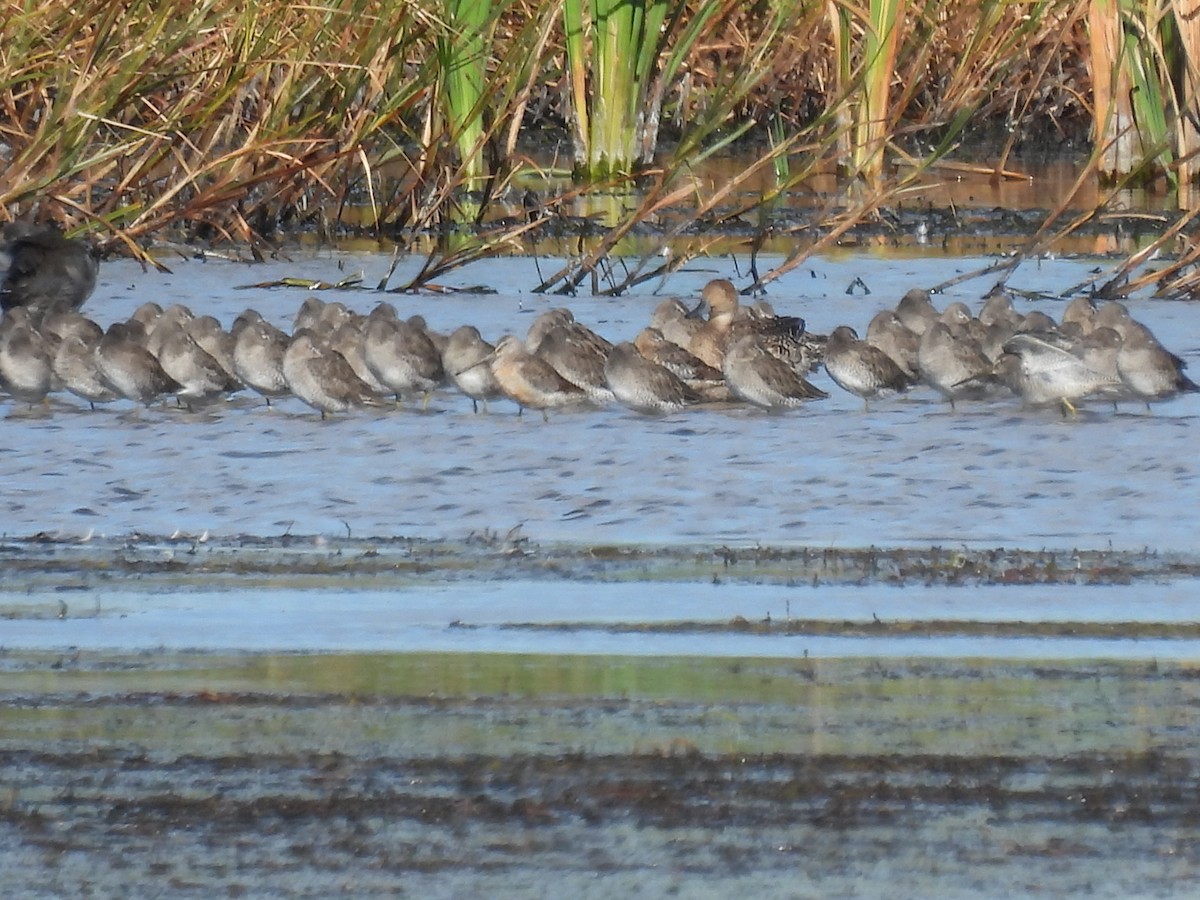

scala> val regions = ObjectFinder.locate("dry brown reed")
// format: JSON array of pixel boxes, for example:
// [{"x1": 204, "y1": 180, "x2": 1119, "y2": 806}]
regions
[{"x1": 0, "y1": 0, "x2": 1194, "y2": 296}]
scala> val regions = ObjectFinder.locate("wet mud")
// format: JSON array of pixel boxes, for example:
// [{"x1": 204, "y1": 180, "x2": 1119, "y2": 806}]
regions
[{"x1": 5, "y1": 655, "x2": 1200, "y2": 897}]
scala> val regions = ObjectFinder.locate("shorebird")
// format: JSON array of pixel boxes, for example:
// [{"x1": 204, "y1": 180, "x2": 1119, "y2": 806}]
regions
[
  {"x1": 1116, "y1": 321, "x2": 1199, "y2": 405},
  {"x1": 978, "y1": 289, "x2": 1022, "y2": 331},
  {"x1": 722, "y1": 333, "x2": 827, "y2": 409},
  {"x1": 823, "y1": 325, "x2": 915, "y2": 409},
  {"x1": 53, "y1": 331, "x2": 117, "y2": 408},
  {"x1": 95, "y1": 322, "x2": 182, "y2": 406},
  {"x1": 442, "y1": 325, "x2": 502, "y2": 413},
  {"x1": 156, "y1": 324, "x2": 241, "y2": 404},
  {"x1": 894, "y1": 288, "x2": 939, "y2": 336},
  {"x1": 361, "y1": 307, "x2": 444, "y2": 405},
  {"x1": 0, "y1": 316, "x2": 55, "y2": 406},
  {"x1": 534, "y1": 321, "x2": 615, "y2": 403},
  {"x1": 143, "y1": 304, "x2": 195, "y2": 360},
  {"x1": 525, "y1": 308, "x2": 576, "y2": 355},
  {"x1": 232, "y1": 313, "x2": 291, "y2": 404},
  {"x1": 917, "y1": 320, "x2": 996, "y2": 407},
  {"x1": 633, "y1": 328, "x2": 730, "y2": 402},
  {"x1": 996, "y1": 332, "x2": 1122, "y2": 415},
  {"x1": 282, "y1": 328, "x2": 381, "y2": 418},
  {"x1": 41, "y1": 310, "x2": 103, "y2": 346},
  {"x1": 604, "y1": 341, "x2": 699, "y2": 414},
  {"x1": 1061, "y1": 296, "x2": 1098, "y2": 332},
  {"x1": 490, "y1": 334, "x2": 588, "y2": 421},
  {"x1": 649, "y1": 297, "x2": 703, "y2": 350},
  {"x1": 865, "y1": 310, "x2": 920, "y2": 379},
  {"x1": 186, "y1": 315, "x2": 242, "y2": 388},
  {"x1": 328, "y1": 319, "x2": 390, "y2": 398}
]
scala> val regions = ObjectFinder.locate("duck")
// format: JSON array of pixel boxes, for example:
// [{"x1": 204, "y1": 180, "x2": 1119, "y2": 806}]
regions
[
  {"x1": 0, "y1": 223, "x2": 99, "y2": 321},
  {"x1": 689, "y1": 278, "x2": 821, "y2": 373}
]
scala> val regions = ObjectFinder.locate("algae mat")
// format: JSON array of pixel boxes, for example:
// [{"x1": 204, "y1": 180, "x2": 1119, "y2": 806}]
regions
[
  {"x1": 4, "y1": 651, "x2": 1200, "y2": 897},
  {"x1": 3, "y1": 536, "x2": 1200, "y2": 896}
]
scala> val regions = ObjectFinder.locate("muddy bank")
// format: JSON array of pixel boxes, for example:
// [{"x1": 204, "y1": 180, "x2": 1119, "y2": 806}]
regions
[
  {"x1": 4, "y1": 655, "x2": 1200, "y2": 897},
  {"x1": 1, "y1": 533, "x2": 1196, "y2": 591}
]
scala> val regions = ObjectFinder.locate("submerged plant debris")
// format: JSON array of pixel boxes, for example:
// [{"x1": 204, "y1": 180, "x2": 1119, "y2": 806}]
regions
[{"x1": 0, "y1": 533, "x2": 1194, "y2": 592}]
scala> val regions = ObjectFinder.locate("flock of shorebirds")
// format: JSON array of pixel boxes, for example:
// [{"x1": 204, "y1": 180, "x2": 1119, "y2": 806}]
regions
[{"x1": 0, "y1": 223, "x2": 1196, "y2": 419}]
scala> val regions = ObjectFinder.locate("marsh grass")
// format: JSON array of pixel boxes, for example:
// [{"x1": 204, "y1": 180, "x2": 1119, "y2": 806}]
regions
[
  {"x1": 1, "y1": 0, "x2": 1196, "y2": 295},
  {"x1": 1086, "y1": 0, "x2": 1200, "y2": 187}
]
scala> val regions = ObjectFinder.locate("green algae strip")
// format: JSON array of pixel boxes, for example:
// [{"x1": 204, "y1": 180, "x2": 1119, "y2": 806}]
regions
[
  {"x1": 3, "y1": 651, "x2": 1200, "y2": 758},
  {"x1": 1, "y1": 649, "x2": 1189, "y2": 701}
]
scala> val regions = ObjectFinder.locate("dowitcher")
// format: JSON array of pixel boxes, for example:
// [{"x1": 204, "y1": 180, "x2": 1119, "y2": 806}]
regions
[
  {"x1": 649, "y1": 297, "x2": 703, "y2": 349},
  {"x1": 95, "y1": 322, "x2": 181, "y2": 406},
  {"x1": 442, "y1": 325, "x2": 502, "y2": 413},
  {"x1": 604, "y1": 341, "x2": 699, "y2": 414},
  {"x1": 156, "y1": 324, "x2": 241, "y2": 404},
  {"x1": 53, "y1": 331, "x2": 116, "y2": 408},
  {"x1": 362, "y1": 307, "x2": 444, "y2": 404},
  {"x1": 996, "y1": 332, "x2": 1122, "y2": 415},
  {"x1": 865, "y1": 310, "x2": 920, "y2": 379},
  {"x1": 722, "y1": 333, "x2": 827, "y2": 409},
  {"x1": 232, "y1": 313, "x2": 291, "y2": 404},
  {"x1": 0, "y1": 317, "x2": 55, "y2": 405},
  {"x1": 282, "y1": 329, "x2": 380, "y2": 418},
  {"x1": 490, "y1": 334, "x2": 587, "y2": 420},
  {"x1": 824, "y1": 325, "x2": 915, "y2": 409},
  {"x1": 917, "y1": 320, "x2": 996, "y2": 407},
  {"x1": 1116, "y1": 321, "x2": 1199, "y2": 405},
  {"x1": 894, "y1": 288, "x2": 939, "y2": 336},
  {"x1": 534, "y1": 322, "x2": 615, "y2": 403}
]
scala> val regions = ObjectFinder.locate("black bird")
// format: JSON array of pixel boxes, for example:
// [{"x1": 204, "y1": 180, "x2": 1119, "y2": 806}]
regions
[{"x1": 0, "y1": 223, "x2": 100, "y2": 321}]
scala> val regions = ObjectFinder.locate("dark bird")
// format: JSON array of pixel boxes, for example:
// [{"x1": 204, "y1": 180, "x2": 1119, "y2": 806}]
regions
[{"x1": 1, "y1": 223, "x2": 100, "y2": 321}]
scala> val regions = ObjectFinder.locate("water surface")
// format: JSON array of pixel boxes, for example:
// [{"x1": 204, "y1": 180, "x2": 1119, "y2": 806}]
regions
[{"x1": 6, "y1": 253, "x2": 1199, "y2": 551}]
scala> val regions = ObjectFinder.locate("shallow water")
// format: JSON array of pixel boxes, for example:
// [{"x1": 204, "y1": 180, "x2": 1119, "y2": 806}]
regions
[
  {"x1": 6, "y1": 250, "x2": 1200, "y2": 897},
  {"x1": 4, "y1": 579, "x2": 1200, "y2": 659},
  {"x1": 7, "y1": 251, "x2": 1200, "y2": 550}
]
